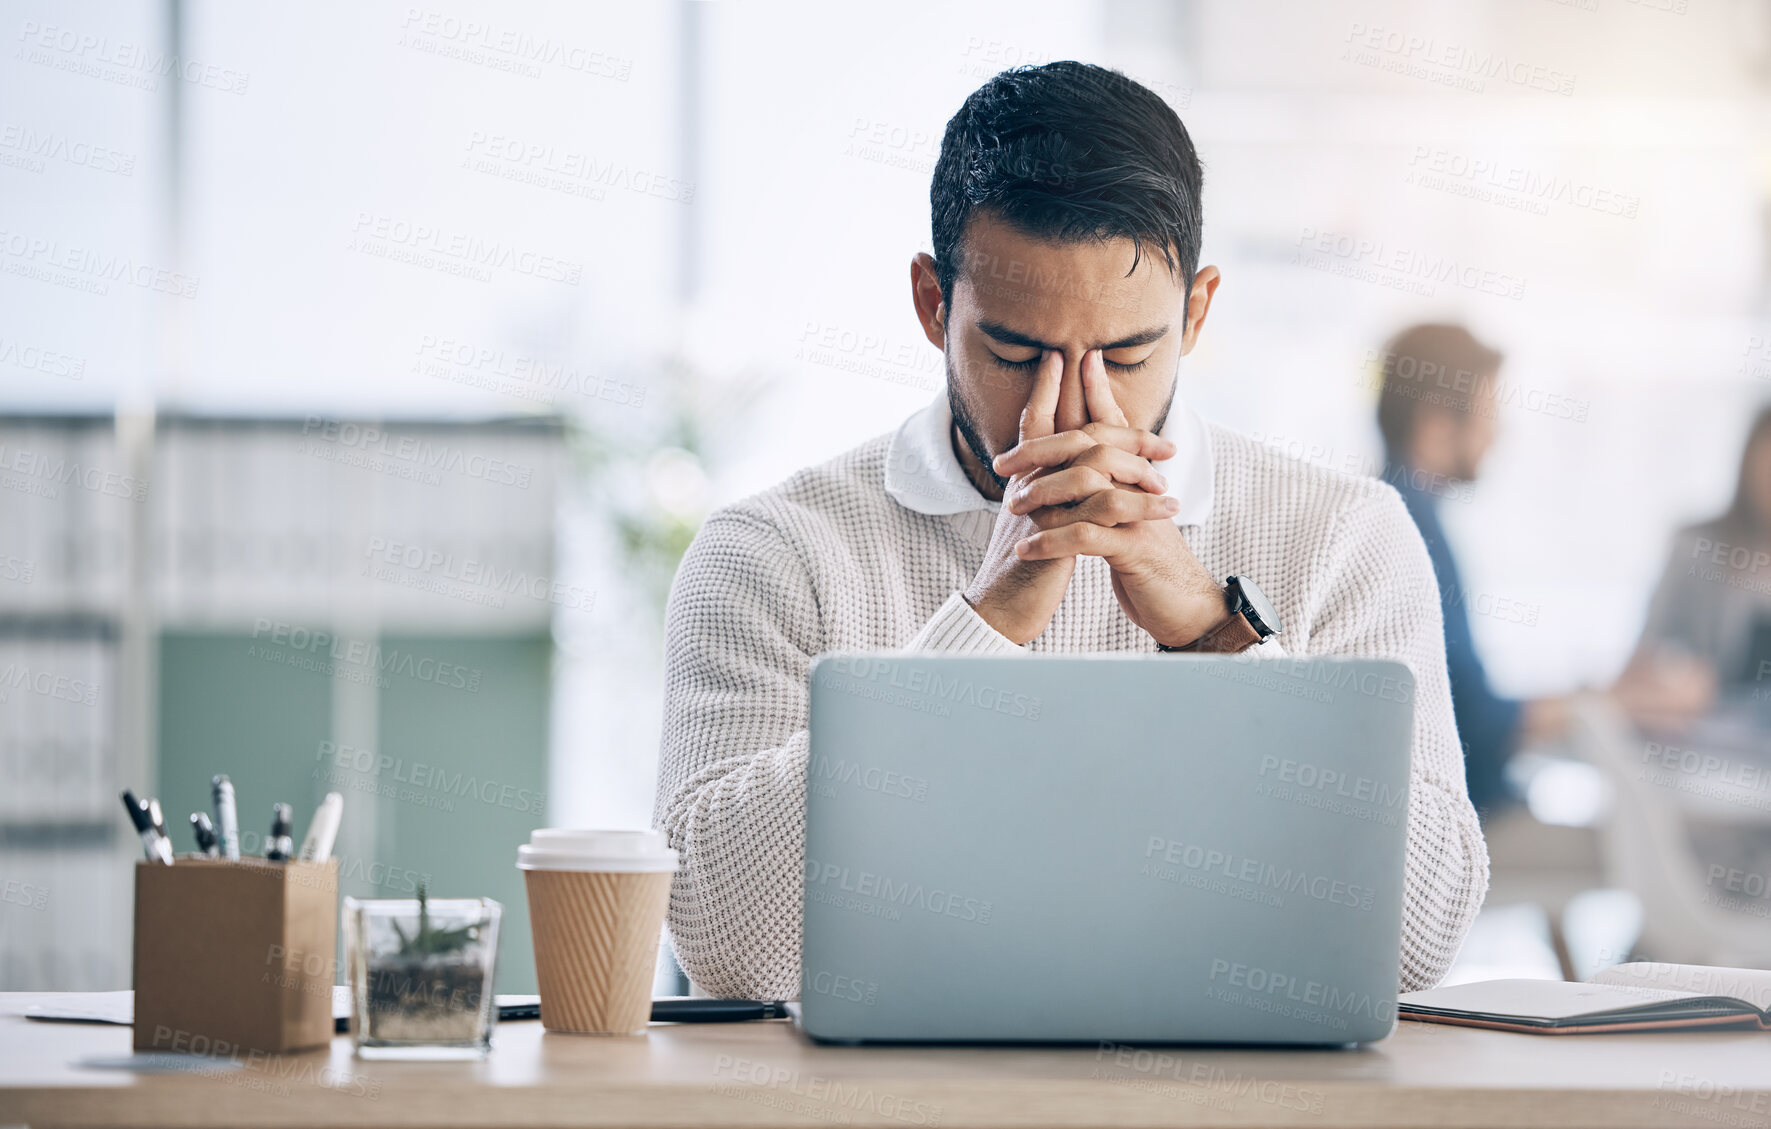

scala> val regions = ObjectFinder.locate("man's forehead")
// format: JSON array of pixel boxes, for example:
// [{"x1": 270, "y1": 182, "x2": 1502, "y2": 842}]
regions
[{"x1": 953, "y1": 215, "x2": 1183, "y2": 331}]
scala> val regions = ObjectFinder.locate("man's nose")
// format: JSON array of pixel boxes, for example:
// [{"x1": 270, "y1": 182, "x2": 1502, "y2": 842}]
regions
[{"x1": 1054, "y1": 350, "x2": 1088, "y2": 432}]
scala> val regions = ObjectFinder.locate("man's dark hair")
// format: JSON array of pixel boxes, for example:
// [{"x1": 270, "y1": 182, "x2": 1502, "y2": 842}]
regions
[
  {"x1": 1375, "y1": 323, "x2": 1504, "y2": 460},
  {"x1": 930, "y1": 61, "x2": 1203, "y2": 308}
]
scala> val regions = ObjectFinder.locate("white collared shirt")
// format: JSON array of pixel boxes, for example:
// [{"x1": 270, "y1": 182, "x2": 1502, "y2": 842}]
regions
[{"x1": 882, "y1": 393, "x2": 1216, "y2": 525}]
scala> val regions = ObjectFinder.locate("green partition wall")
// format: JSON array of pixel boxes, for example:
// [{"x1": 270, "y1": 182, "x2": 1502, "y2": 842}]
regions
[
  {"x1": 374, "y1": 633, "x2": 551, "y2": 995},
  {"x1": 156, "y1": 632, "x2": 336, "y2": 861},
  {"x1": 157, "y1": 631, "x2": 551, "y2": 994}
]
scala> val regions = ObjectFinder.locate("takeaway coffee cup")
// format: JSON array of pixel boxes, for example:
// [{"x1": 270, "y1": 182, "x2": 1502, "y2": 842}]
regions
[{"x1": 517, "y1": 829, "x2": 677, "y2": 1035}]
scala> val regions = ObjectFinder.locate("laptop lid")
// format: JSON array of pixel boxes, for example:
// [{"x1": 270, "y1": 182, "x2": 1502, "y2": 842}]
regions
[{"x1": 801, "y1": 653, "x2": 1413, "y2": 1045}]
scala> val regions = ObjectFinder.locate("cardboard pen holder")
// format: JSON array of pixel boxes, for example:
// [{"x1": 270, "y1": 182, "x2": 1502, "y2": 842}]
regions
[{"x1": 133, "y1": 858, "x2": 339, "y2": 1055}]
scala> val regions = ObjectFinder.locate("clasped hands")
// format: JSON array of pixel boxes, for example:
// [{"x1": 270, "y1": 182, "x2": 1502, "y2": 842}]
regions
[{"x1": 962, "y1": 349, "x2": 1231, "y2": 648}]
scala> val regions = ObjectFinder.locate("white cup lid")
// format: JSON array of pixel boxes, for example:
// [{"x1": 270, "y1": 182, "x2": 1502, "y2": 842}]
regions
[{"x1": 516, "y1": 828, "x2": 678, "y2": 873}]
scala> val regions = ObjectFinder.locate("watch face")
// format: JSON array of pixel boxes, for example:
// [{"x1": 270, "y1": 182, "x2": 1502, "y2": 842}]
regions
[{"x1": 1230, "y1": 576, "x2": 1281, "y2": 636}]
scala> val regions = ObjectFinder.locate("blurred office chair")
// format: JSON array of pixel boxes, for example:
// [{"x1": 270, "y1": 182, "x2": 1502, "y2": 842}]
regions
[{"x1": 1570, "y1": 695, "x2": 1771, "y2": 967}]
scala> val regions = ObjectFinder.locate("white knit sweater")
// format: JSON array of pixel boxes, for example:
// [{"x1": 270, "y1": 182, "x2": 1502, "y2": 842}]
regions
[{"x1": 653, "y1": 396, "x2": 1488, "y2": 998}]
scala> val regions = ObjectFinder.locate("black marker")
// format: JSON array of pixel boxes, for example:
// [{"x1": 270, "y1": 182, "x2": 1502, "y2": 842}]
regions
[
  {"x1": 265, "y1": 803, "x2": 293, "y2": 861},
  {"x1": 120, "y1": 790, "x2": 172, "y2": 865},
  {"x1": 190, "y1": 812, "x2": 219, "y2": 857}
]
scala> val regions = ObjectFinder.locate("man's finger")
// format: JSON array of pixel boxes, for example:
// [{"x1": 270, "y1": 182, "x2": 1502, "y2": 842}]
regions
[
  {"x1": 1017, "y1": 349, "x2": 1064, "y2": 444},
  {"x1": 1069, "y1": 443, "x2": 1170, "y2": 493},
  {"x1": 1081, "y1": 349, "x2": 1128, "y2": 428},
  {"x1": 1056, "y1": 351, "x2": 1088, "y2": 434},
  {"x1": 1014, "y1": 521, "x2": 1128, "y2": 561},
  {"x1": 995, "y1": 425, "x2": 1176, "y2": 476},
  {"x1": 1007, "y1": 455, "x2": 1168, "y2": 513},
  {"x1": 1028, "y1": 489, "x2": 1181, "y2": 529}
]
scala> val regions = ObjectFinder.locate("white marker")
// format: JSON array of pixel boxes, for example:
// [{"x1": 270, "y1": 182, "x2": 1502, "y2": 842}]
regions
[
  {"x1": 212, "y1": 775, "x2": 240, "y2": 860},
  {"x1": 298, "y1": 792, "x2": 344, "y2": 863}
]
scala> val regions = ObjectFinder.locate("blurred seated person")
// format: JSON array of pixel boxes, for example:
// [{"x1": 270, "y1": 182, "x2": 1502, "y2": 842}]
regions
[
  {"x1": 1615, "y1": 405, "x2": 1771, "y2": 729},
  {"x1": 1374, "y1": 324, "x2": 1571, "y2": 818}
]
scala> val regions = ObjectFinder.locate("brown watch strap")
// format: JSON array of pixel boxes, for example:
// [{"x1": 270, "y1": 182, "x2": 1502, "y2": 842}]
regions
[{"x1": 1168, "y1": 609, "x2": 1264, "y2": 654}]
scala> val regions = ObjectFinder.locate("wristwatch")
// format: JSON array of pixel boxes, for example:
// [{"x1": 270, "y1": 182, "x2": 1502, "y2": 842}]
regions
[{"x1": 1160, "y1": 576, "x2": 1282, "y2": 655}]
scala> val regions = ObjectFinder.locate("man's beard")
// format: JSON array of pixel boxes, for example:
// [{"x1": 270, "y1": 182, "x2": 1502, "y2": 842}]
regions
[
  {"x1": 949, "y1": 370, "x2": 1012, "y2": 497},
  {"x1": 944, "y1": 348, "x2": 1178, "y2": 497}
]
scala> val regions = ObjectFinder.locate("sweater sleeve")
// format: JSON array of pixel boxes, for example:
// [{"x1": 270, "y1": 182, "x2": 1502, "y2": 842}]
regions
[
  {"x1": 905, "y1": 591, "x2": 1024, "y2": 654},
  {"x1": 652, "y1": 510, "x2": 821, "y2": 999},
  {"x1": 653, "y1": 513, "x2": 1010, "y2": 998},
  {"x1": 1306, "y1": 488, "x2": 1490, "y2": 992}
]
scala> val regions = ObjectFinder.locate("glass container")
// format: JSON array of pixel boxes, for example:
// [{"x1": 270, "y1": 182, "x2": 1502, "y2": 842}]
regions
[{"x1": 343, "y1": 895, "x2": 501, "y2": 1059}]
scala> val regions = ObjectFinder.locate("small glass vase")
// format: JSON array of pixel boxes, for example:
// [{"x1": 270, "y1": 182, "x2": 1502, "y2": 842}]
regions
[{"x1": 343, "y1": 895, "x2": 502, "y2": 1059}]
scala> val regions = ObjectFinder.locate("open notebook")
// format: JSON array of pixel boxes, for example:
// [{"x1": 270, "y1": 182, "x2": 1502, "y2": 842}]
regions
[{"x1": 1399, "y1": 963, "x2": 1771, "y2": 1035}]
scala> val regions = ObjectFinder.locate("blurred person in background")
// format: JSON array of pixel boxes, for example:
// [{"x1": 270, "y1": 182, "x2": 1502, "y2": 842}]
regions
[
  {"x1": 1375, "y1": 324, "x2": 1572, "y2": 819},
  {"x1": 1616, "y1": 407, "x2": 1771, "y2": 920},
  {"x1": 1615, "y1": 405, "x2": 1771, "y2": 731}
]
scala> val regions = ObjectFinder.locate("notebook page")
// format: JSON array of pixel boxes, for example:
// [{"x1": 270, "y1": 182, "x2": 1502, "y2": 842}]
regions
[
  {"x1": 1401, "y1": 978, "x2": 1702, "y2": 1021},
  {"x1": 1590, "y1": 964, "x2": 1771, "y2": 1011}
]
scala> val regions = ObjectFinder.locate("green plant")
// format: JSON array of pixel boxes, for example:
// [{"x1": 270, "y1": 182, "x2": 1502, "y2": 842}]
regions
[{"x1": 390, "y1": 884, "x2": 479, "y2": 959}]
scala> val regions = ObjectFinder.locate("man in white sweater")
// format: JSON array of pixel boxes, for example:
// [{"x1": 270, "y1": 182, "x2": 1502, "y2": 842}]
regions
[{"x1": 654, "y1": 62, "x2": 1487, "y2": 999}]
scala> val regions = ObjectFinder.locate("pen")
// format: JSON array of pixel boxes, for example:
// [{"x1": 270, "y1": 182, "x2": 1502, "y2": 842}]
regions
[
  {"x1": 265, "y1": 803, "x2": 293, "y2": 862},
  {"x1": 649, "y1": 998, "x2": 791, "y2": 1023},
  {"x1": 190, "y1": 812, "x2": 219, "y2": 857},
  {"x1": 212, "y1": 775, "x2": 240, "y2": 860},
  {"x1": 120, "y1": 790, "x2": 172, "y2": 865},
  {"x1": 480, "y1": 997, "x2": 791, "y2": 1026},
  {"x1": 341, "y1": 996, "x2": 792, "y2": 1033},
  {"x1": 297, "y1": 792, "x2": 343, "y2": 863}
]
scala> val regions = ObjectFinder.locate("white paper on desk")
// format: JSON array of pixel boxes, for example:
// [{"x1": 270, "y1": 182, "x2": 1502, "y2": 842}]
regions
[
  {"x1": 1400, "y1": 978, "x2": 1699, "y2": 1021},
  {"x1": 23, "y1": 988, "x2": 353, "y2": 1026},
  {"x1": 22, "y1": 991, "x2": 133, "y2": 1025},
  {"x1": 28, "y1": 988, "x2": 548, "y2": 1027}
]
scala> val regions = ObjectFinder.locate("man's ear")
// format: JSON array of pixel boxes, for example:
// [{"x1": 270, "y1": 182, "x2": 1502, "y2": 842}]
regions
[
  {"x1": 1179, "y1": 264, "x2": 1221, "y2": 356},
  {"x1": 911, "y1": 253, "x2": 947, "y2": 349}
]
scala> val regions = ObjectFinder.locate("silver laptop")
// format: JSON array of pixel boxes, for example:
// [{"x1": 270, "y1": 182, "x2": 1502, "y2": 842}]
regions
[{"x1": 800, "y1": 652, "x2": 1413, "y2": 1045}]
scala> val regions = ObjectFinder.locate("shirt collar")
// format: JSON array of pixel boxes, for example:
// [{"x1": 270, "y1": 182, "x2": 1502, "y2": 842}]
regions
[{"x1": 883, "y1": 392, "x2": 1215, "y2": 527}]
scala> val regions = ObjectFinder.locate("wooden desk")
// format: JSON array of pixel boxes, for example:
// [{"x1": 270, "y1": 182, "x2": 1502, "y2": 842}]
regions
[{"x1": 2, "y1": 993, "x2": 1769, "y2": 1128}]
